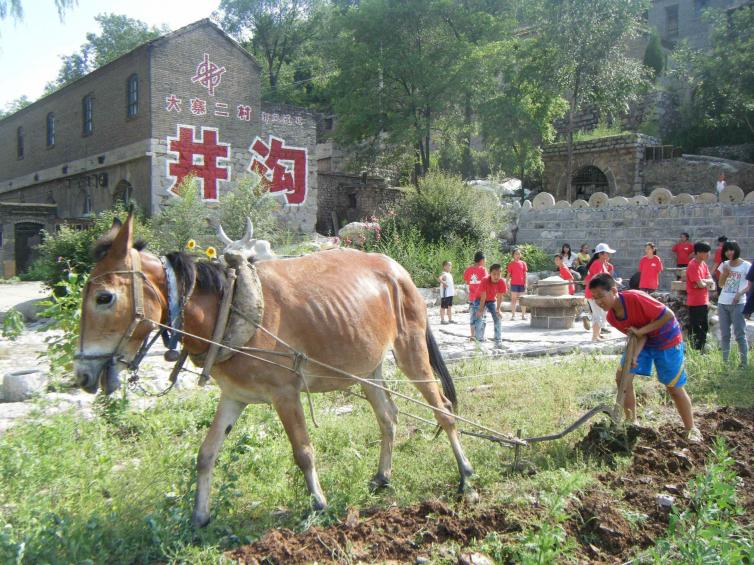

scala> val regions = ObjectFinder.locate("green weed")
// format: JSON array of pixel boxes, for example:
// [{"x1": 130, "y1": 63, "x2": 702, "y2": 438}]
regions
[{"x1": 1, "y1": 308, "x2": 24, "y2": 341}]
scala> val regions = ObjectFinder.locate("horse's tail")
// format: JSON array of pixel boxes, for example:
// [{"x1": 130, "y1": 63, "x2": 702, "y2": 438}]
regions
[{"x1": 426, "y1": 324, "x2": 457, "y2": 411}]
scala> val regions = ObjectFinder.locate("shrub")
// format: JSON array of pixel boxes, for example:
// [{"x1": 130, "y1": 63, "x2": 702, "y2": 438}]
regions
[
  {"x1": 26, "y1": 204, "x2": 153, "y2": 288},
  {"x1": 643, "y1": 28, "x2": 664, "y2": 79},
  {"x1": 391, "y1": 171, "x2": 507, "y2": 249},
  {"x1": 502, "y1": 243, "x2": 552, "y2": 273},
  {"x1": 149, "y1": 176, "x2": 214, "y2": 252},
  {"x1": 215, "y1": 175, "x2": 281, "y2": 242},
  {"x1": 1, "y1": 308, "x2": 24, "y2": 340}
]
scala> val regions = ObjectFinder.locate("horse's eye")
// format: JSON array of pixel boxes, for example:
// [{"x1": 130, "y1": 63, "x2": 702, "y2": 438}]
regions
[{"x1": 96, "y1": 292, "x2": 115, "y2": 306}]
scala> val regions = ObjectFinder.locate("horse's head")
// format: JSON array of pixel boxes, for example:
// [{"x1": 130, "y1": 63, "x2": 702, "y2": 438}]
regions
[{"x1": 74, "y1": 214, "x2": 165, "y2": 394}]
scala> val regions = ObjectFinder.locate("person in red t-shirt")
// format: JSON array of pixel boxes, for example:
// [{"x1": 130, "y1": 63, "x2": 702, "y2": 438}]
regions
[
  {"x1": 463, "y1": 251, "x2": 487, "y2": 340},
  {"x1": 671, "y1": 233, "x2": 694, "y2": 268},
  {"x1": 711, "y1": 236, "x2": 727, "y2": 298},
  {"x1": 506, "y1": 248, "x2": 528, "y2": 321},
  {"x1": 554, "y1": 254, "x2": 575, "y2": 295},
  {"x1": 638, "y1": 242, "x2": 664, "y2": 293},
  {"x1": 583, "y1": 243, "x2": 616, "y2": 341},
  {"x1": 686, "y1": 242, "x2": 713, "y2": 351},
  {"x1": 474, "y1": 264, "x2": 508, "y2": 347},
  {"x1": 589, "y1": 273, "x2": 701, "y2": 442}
]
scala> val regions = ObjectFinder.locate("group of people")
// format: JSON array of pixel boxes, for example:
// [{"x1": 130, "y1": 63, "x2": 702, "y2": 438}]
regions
[
  {"x1": 437, "y1": 249, "x2": 530, "y2": 349},
  {"x1": 436, "y1": 232, "x2": 753, "y2": 443}
]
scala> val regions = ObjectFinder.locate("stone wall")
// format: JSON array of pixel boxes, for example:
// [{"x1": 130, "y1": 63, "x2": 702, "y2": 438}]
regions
[
  {"x1": 516, "y1": 202, "x2": 754, "y2": 291},
  {"x1": 316, "y1": 172, "x2": 405, "y2": 235},
  {"x1": 543, "y1": 134, "x2": 660, "y2": 199},
  {"x1": 644, "y1": 155, "x2": 754, "y2": 195},
  {"x1": 698, "y1": 144, "x2": 754, "y2": 164}
]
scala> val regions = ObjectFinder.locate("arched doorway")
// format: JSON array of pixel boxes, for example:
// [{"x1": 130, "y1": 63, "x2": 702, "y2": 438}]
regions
[
  {"x1": 14, "y1": 222, "x2": 44, "y2": 274},
  {"x1": 572, "y1": 166, "x2": 609, "y2": 199},
  {"x1": 113, "y1": 180, "x2": 133, "y2": 206}
]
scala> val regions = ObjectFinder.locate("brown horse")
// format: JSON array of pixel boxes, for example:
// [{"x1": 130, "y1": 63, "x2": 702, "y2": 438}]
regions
[{"x1": 74, "y1": 215, "x2": 474, "y2": 527}]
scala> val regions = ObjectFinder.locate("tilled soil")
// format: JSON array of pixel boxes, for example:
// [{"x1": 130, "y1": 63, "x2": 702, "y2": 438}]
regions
[{"x1": 230, "y1": 406, "x2": 754, "y2": 564}]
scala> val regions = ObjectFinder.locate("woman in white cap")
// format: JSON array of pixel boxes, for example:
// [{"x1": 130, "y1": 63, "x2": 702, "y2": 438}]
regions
[{"x1": 584, "y1": 243, "x2": 617, "y2": 342}]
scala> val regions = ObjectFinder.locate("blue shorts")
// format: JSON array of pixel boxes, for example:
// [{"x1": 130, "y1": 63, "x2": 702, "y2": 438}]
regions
[
  {"x1": 621, "y1": 342, "x2": 687, "y2": 388},
  {"x1": 511, "y1": 284, "x2": 526, "y2": 293}
]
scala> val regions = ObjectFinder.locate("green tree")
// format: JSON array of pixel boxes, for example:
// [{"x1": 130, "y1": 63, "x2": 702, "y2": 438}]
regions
[
  {"x1": 217, "y1": 0, "x2": 317, "y2": 99},
  {"x1": 538, "y1": 0, "x2": 649, "y2": 201},
  {"x1": 215, "y1": 176, "x2": 281, "y2": 242},
  {"x1": 328, "y1": 0, "x2": 506, "y2": 182},
  {"x1": 0, "y1": 95, "x2": 31, "y2": 119},
  {"x1": 149, "y1": 176, "x2": 214, "y2": 252},
  {"x1": 479, "y1": 37, "x2": 568, "y2": 196},
  {"x1": 47, "y1": 13, "x2": 169, "y2": 90},
  {"x1": 672, "y1": 5, "x2": 754, "y2": 141},
  {"x1": 643, "y1": 28, "x2": 665, "y2": 79}
]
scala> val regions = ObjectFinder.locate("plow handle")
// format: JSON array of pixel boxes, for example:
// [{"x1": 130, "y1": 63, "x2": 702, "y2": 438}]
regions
[{"x1": 613, "y1": 335, "x2": 638, "y2": 425}]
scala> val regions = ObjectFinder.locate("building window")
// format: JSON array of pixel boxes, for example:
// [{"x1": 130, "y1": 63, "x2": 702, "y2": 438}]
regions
[
  {"x1": 127, "y1": 74, "x2": 138, "y2": 118},
  {"x1": 82, "y1": 95, "x2": 93, "y2": 136},
  {"x1": 82, "y1": 192, "x2": 92, "y2": 216},
  {"x1": 46, "y1": 112, "x2": 55, "y2": 147},
  {"x1": 665, "y1": 5, "x2": 679, "y2": 39},
  {"x1": 16, "y1": 127, "x2": 24, "y2": 159}
]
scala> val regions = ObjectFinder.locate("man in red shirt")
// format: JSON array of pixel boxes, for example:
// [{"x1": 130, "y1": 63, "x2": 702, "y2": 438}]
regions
[
  {"x1": 474, "y1": 264, "x2": 508, "y2": 347},
  {"x1": 463, "y1": 251, "x2": 487, "y2": 340},
  {"x1": 671, "y1": 233, "x2": 694, "y2": 268},
  {"x1": 686, "y1": 242, "x2": 713, "y2": 351},
  {"x1": 589, "y1": 273, "x2": 701, "y2": 442}
]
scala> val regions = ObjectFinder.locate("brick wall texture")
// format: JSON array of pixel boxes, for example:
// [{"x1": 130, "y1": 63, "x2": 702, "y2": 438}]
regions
[{"x1": 516, "y1": 202, "x2": 754, "y2": 291}]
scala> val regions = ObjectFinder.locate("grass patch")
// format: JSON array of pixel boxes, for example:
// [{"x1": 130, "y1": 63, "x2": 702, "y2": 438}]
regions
[{"x1": 0, "y1": 352, "x2": 749, "y2": 563}]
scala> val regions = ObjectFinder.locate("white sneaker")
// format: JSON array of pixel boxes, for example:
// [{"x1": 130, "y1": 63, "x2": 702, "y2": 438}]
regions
[{"x1": 685, "y1": 427, "x2": 703, "y2": 443}]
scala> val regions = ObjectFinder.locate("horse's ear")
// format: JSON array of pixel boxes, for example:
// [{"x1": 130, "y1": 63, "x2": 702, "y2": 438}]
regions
[{"x1": 109, "y1": 213, "x2": 134, "y2": 261}]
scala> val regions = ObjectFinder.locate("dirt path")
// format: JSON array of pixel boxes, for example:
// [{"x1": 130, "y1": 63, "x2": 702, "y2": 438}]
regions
[{"x1": 229, "y1": 406, "x2": 754, "y2": 564}]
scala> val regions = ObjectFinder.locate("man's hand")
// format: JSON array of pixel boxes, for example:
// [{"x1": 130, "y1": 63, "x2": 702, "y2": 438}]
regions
[{"x1": 627, "y1": 326, "x2": 643, "y2": 337}]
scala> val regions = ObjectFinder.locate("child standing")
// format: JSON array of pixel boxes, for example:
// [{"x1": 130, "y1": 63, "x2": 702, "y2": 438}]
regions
[
  {"x1": 589, "y1": 273, "x2": 702, "y2": 442},
  {"x1": 555, "y1": 254, "x2": 575, "y2": 295},
  {"x1": 686, "y1": 242, "x2": 714, "y2": 351},
  {"x1": 438, "y1": 260, "x2": 455, "y2": 324},
  {"x1": 717, "y1": 241, "x2": 751, "y2": 367},
  {"x1": 474, "y1": 264, "x2": 508, "y2": 348},
  {"x1": 584, "y1": 243, "x2": 616, "y2": 342},
  {"x1": 506, "y1": 248, "x2": 528, "y2": 320},
  {"x1": 638, "y1": 242, "x2": 663, "y2": 293},
  {"x1": 463, "y1": 251, "x2": 488, "y2": 340}
]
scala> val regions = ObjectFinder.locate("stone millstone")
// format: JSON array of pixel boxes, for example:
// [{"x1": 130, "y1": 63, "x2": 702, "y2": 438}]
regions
[{"x1": 2, "y1": 369, "x2": 47, "y2": 402}]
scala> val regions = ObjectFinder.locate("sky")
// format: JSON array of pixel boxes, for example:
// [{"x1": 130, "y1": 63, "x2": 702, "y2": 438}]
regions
[{"x1": 0, "y1": 0, "x2": 220, "y2": 109}]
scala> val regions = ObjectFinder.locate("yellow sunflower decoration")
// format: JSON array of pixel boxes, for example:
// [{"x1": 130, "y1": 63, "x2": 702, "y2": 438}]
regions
[
  {"x1": 186, "y1": 239, "x2": 197, "y2": 250},
  {"x1": 205, "y1": 246, "x2": 217, "y2": 259}
]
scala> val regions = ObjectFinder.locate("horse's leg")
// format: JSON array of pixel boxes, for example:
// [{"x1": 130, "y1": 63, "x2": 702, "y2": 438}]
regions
[
  {"x1": 361, "y1": 362, "x2": 398, "y2": 490},
  {"x1": 393, "y1": 334, "x2": 476, "y2": 496},
  {"x1": 192, "y1": 394, "x2": 246, "y2": 528},
  {"x1": 272, "y1": 394, "x2": 327, "y2": 510}
]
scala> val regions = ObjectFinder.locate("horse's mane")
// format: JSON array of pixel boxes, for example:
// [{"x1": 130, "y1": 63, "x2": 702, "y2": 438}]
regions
[
  {"x1": 166, "y1": 251, "x2": 226, "y2": 296},
  {"x1": 91, "y1": 231, "x2": 226, "y2": 296}
]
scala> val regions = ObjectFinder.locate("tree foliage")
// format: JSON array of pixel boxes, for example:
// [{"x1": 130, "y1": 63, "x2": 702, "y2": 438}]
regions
[
  {"x1": 47, "y1": 13, "x2": 168, "y2": 91},
  {"x1": 0, "y1": 0, "x2": 74, "y2": 21},
  {"x1": 0, "y1": 95, "x2": 31, "y2": 119},
  {"x1": 671, "y1": 4, "x2": 754, "y2": 145},
  {"x1": 537, "y1": 0, "x2": 649, "y2": 200},
  {"x1": 643, "y1": 28, "x2": 664, "y2": 79},
  {"x1": 217, "y1": 0, "x2": 318, "y2": 100}
]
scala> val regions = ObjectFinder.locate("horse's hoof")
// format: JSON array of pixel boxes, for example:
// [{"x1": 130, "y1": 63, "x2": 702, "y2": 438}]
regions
[
  {"x1": 312, "y1": 497, "x2": 328, "y2": 512},
  {"x1": 191, "y1": 511, "x2": 211, "y2": 528},
  {"x1": 369, "y1": 473, "x2": 391, "y2": 492}
]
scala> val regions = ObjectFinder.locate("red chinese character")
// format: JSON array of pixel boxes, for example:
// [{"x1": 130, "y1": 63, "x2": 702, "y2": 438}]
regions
[
  {"x1": 165, "y1": 94, "x2": 182, "y2": 113},
  {"x1": 166, "y1": 125, "x2": 230, "y2": 201},
  {"x1": 214, "y1": 102, "x2": 229, "y2": 118},
  {"x1": 249, "y1": 135, "x2": 308, "y2": 205},
  {"x1": 190, "y1": 98, "x2": 207, "y2": 116},
  {"x1": 237, "y1": 104, "x2": 252, "y2": 121},
  {"x1": 191, "y1": 53, "x2": 226, "y2": 96}
]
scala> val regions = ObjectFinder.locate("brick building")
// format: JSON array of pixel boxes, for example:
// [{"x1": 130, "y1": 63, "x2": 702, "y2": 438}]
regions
[{"x1": 0, "y1": 19, "x2": 318, "y2": 277}]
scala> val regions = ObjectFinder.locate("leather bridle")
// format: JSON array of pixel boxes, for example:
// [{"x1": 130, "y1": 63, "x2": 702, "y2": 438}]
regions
[{"x1": 74, "y1": 249, "x2": 175, "y2": 383}]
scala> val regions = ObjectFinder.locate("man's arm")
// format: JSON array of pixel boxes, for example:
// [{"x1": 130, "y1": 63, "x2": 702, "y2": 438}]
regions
[
  {"x1": 629, "y1": 309, "x2": 674, "y2": 337},
  {"x1": 476, "y1": 290, "x2": 487, "y2": 317}
]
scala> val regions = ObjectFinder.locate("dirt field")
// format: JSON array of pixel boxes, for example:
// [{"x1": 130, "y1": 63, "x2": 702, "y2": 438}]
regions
[{"x1": 230, "y1": 406, "x2": 753, "y2": 564}]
